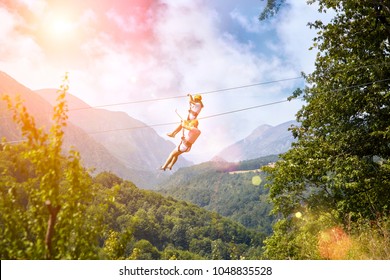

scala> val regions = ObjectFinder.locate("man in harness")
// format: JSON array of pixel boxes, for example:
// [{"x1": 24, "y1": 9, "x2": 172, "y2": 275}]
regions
[
  {"x1": 167, "y1": 94, "x2": 204, "y2": 138},
  {"x1": 161, "y1": 119, "x2": 201, "y2": 171}
]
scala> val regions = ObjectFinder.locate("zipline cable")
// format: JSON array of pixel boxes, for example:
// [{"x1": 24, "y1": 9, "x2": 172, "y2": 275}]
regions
[
  {"x1": 1, "y1": 96, "x2": 300, "y2": 141},
  {"x1": 86, "y1": 97, "x2": 301, "y2": 134},
  {"x1": 66, "y1": 76, "x2": 390, "y2": 134},
  {"x1": 0, "y1": 75, "x2": 303, "y2": 122},
  {"x1": 69, "y1": 76, "x2": 303, "y2": 111},
  {"x1": 78, "y1": 77, "x2": 390, "y2": 134}
]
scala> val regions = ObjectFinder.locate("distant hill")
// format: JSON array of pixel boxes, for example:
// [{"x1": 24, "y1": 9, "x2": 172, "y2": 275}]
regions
[
  {"x1": 215, "y1": 120, "x2": 297, "y2": 162},
  {"x1": 157, "y1": 155, "x2": 279, "y2": 235},
  {"x1": 0, "y1": 71, "x2": 181, "y2": 188},
  {"x1": 36, "y1": 88, "x2": 192, "y2": 186}
]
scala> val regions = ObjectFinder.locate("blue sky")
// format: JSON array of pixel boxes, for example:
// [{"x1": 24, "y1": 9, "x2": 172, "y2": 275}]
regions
[
  {"x1": 211, "y1": 0, "x2": 277, "y2": 52},
  {"x1": 0, "y1": 0, "x2": 333, "y2": 163}
]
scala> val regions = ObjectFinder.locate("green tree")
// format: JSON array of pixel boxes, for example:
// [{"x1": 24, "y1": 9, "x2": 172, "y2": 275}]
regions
[
  {"x1": 170, "y1": 221, "x2": 191, "y2": 249},
  {"x1": 128, "y1": 239, "x2": 161, "y2": 260},
  {"x1": 0, "y1": 74, "x2": 101, "y2": 259},
  {"x1": 259, "y1": 0, "x2": 286, "y2": 20},
  {"x1": 263, "y1": 1, "x2": 390, "y2": 259},
  {"x1": 211, "y1": 239, "x2": 230, "y2": 260},
  {"x1": 94, "y1": 171, "x2": 123, "y2": 189}
]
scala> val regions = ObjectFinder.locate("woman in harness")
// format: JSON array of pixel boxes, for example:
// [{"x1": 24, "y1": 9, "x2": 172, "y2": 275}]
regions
[
  {"x1": 167, "y1": 94, "x2": 203, "y2": 138},
  {"x1": 161, "y1": 119, "x2": 201, "y2": 171}
]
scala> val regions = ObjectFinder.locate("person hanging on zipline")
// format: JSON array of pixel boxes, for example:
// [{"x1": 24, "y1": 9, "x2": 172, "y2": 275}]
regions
[
  {"x1": 167, "y1": 94, "x2": 204, "y2": 138},
  {"x1": 161, "y1": 119, "x2": 201, "y2": 171}
]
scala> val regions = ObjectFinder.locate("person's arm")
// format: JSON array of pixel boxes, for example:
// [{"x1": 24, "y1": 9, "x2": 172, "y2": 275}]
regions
[{"x1": 188, "y1": 94, "x2": 195, "y2": 104}]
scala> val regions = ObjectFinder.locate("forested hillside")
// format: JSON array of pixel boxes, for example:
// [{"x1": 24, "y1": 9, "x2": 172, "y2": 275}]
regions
[
  {"x1": 91, "y1": 172, "x2": 265, "y2": 260},
  {"x1": 158, "y1": 156, "x2": 279, "y2": 235}
]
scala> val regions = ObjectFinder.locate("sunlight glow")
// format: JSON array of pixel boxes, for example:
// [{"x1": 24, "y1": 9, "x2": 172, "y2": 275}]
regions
[
  {"x1": 51, "y1": 19, "x2": 74, "y2": 34},
  {"x1": 42, "y1": 13, "x2": 77, "y2": 41},
  {"x1": 49, "y1": 17, "x2": 76, "y2": 38}
]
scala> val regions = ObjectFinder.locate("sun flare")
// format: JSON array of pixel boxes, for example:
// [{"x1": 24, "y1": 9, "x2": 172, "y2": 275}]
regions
[
  {"x1": 49, "y1": 17, "x2": 76, "y2": 38},
  {"x1": 36, "y1": 10, "x2": 83, "y2": 61},
  {"x1": 51, "y1": 18, "x2": 74, "y2": 34},
  {"x1": 42, "y1": 13, "x2": 77, "y2": 41}
]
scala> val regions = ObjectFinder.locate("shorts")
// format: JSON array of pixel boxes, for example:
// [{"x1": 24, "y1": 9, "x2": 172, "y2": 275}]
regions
[{"x1": 178, "y1": 142, "x2": 191, "y2": 153}]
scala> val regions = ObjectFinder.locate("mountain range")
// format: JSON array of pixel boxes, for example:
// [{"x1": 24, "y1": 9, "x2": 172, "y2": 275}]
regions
[
  {"x1": 0, "y1": 71, "x2": 189, "y2": 188},
  {"x1": 1, "y1": 70, "x2": 297, "y2": 188},
  {"x1": 214, "y1": 120, "x2": 297, "y2": 162}
]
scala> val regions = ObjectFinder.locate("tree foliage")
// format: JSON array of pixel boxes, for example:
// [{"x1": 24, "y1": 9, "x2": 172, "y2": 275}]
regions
[
  {"x1": 263, "y1": 0, "x2": 390, "y2": 259},
  {"x1": 259, "y1": 0, "x2": 287, "y2": 20},
  {"x1": 0, "y1": 74, "x2": 102, "y2": 259}
]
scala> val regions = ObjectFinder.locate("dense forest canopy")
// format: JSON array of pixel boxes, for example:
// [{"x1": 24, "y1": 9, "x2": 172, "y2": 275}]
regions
[{"x1": 157, "y1": 157, "x2": 278, "y2": 235}]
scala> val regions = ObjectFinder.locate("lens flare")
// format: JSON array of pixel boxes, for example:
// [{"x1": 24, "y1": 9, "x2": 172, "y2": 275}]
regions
[
  {"x1": 251, "y1": 175, "x2": 262, "y2": 186},
  {"x1": 318, "y1": 226, "x2": 352, "y2": 259}
]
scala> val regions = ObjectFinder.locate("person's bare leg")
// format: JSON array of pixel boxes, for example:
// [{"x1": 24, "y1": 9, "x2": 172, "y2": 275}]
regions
[
  {"x1": 168, "y1": 151, "x2": 182, "y2": 169},
  {"x1": 161, "y1": 149, "x2": 176, "y2": 170},
  {"x1": 167, "y1": 124, "x2": 182, "y2": 138}
]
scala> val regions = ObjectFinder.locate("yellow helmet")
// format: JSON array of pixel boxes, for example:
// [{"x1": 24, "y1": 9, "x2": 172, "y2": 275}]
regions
[{"x1": 193, "y1": 94, "x2": 202, "y2": 101}]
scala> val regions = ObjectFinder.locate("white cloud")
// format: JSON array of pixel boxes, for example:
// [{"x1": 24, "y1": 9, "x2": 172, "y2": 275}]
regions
[
  {"x1": 0, "y1": 7, "x2": 51, "y2": 87},
  {"x1": 17, "y1": 0, "x2": 46, "y2": 15},
  {"x1": 275, "y1": 1, "x2": 334, "y2": 74},
  {"x1": 230, "y1": 9, "x2": 268, "y2": 34},
  {"x1": 0, "y1": 7, "x2": 16, "y2": 44}
]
